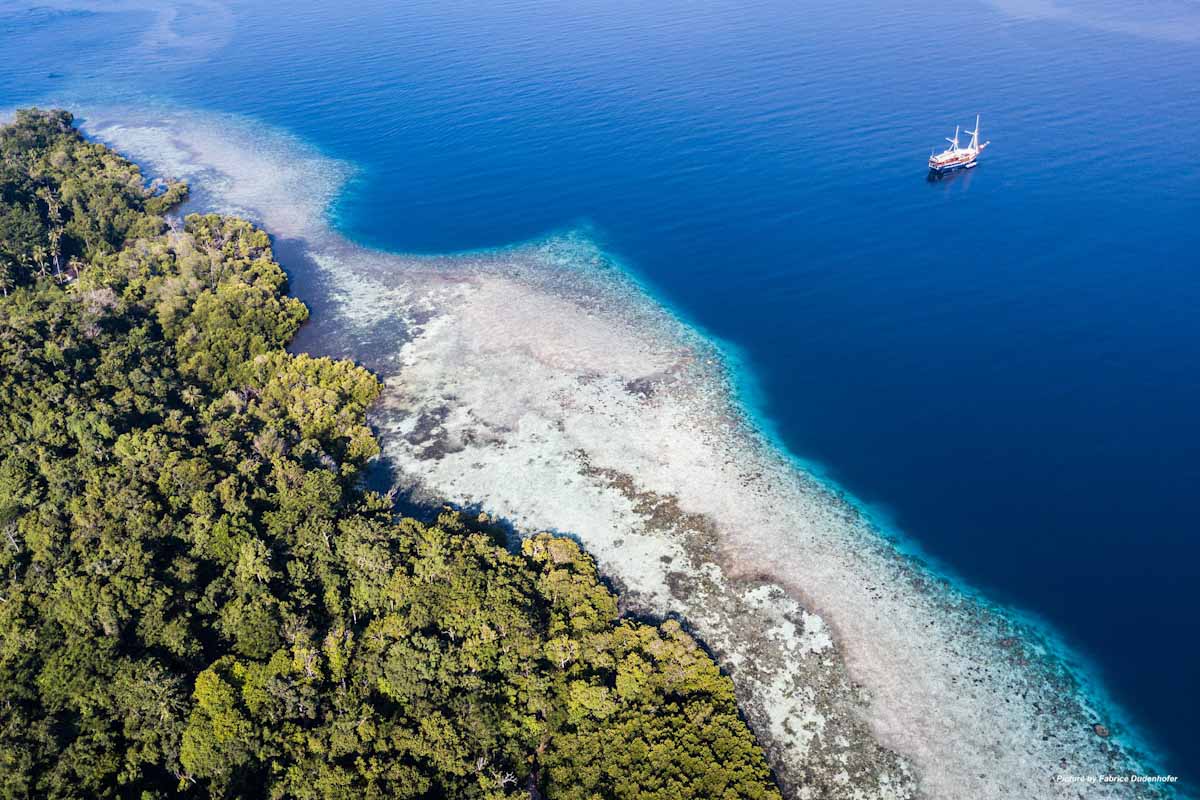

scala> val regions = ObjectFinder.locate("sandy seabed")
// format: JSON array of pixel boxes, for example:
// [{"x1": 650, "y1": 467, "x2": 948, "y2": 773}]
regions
[{"x1": 79, "y1": 106, "x2": 1172, "y2": 800}]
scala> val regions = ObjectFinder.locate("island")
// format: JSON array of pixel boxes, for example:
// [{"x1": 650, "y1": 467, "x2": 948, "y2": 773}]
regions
[{"x1": 0, "y1": 109, "x2": 780, "y2": 799}]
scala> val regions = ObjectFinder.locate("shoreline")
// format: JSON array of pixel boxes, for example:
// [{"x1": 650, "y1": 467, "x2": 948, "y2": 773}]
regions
[{"x1": 66, "y1": 103, "x2": 1176, "y2": 799}]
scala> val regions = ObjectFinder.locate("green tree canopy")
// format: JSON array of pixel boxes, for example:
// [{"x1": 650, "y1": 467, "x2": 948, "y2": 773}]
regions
[{"x1": 0, "y1": 109, "x2": 781, "y2": 800}]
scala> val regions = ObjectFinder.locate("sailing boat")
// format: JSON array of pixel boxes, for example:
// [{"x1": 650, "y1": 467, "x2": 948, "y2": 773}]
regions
[{"x1": 928, "y1": 115, "x2": 989, "y2": 173}]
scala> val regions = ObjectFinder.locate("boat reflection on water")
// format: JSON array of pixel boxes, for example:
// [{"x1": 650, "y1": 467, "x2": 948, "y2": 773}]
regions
[{"x1": 926, "y1": 166, "x2": 975, "y2": 186}]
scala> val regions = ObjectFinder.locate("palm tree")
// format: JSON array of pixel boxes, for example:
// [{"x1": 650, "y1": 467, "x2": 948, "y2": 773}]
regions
[
  {"x1": 36, "y1": 187, "x2": 65, "y2": 276},
  {"x1": 48, "y1": 227, "x2": 63, "y2": 277},
  {"x1": 32, "y1": 244, "x2": 48, "y2": 278}
]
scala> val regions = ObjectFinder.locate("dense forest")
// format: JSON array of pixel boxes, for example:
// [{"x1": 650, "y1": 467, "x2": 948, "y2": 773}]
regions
[{"x1": 0, "y1": 109, "x2": 781, "y2": 799}]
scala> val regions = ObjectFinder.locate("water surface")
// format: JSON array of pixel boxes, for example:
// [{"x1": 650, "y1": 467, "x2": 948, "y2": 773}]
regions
[{"x1": 2, "y1": 0, "x2": 1197, "y2": 783}]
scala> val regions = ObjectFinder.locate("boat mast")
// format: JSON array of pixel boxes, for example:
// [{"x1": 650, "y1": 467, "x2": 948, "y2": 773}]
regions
[
  {"x1": 946, "y1": 125, "x2": 960, "y2": 151},
  {"x1": 965, "y1": 114, "x2": 980, "y2": 151}
]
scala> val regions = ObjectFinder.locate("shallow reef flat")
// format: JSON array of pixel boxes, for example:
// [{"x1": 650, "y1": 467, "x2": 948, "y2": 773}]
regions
[{"x1": 84, "y1": 107, "x2": 1170, "y2": 800}]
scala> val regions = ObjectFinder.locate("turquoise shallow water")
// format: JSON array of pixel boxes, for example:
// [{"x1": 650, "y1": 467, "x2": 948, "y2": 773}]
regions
[{"x1": 2, "y1": 0, "x2": 1198, "y2": 784}]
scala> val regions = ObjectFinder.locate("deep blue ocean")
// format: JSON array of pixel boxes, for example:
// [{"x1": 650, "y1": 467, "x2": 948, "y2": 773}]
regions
[{"x1": 2, "y1": 0, "x2": 1198, "y2": 784}]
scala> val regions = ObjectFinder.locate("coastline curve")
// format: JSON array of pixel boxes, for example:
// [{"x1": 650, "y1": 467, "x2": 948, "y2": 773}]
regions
[{"x1": 67, "y1": 104, "x2": 1177, "y2": 800}]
